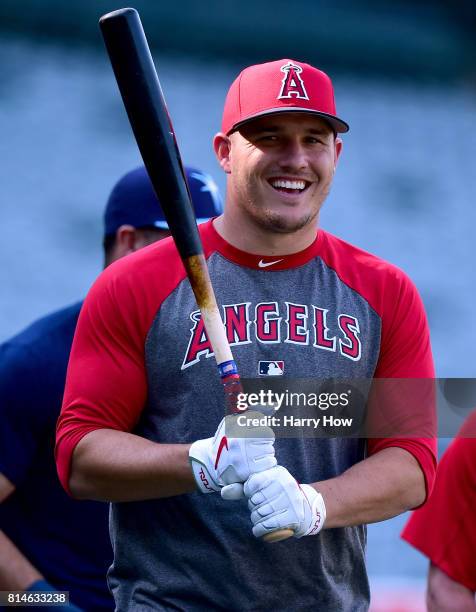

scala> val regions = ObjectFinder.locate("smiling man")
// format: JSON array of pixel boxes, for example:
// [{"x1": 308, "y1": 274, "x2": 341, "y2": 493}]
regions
[
  {"x1": 56, "y1": 59, "x2": 436, "y2": 611},
  {"x1": 214, "y1": 114, "x2": 340, "y2": 240}
]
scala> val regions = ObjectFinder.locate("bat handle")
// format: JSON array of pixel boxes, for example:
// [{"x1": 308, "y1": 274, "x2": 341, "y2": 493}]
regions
[
  {"x1": 221, "y1": 371, "x2": 294, "y2": 542},
  {"x1": 262, "y1": 528, "x2": 295, "y2": 543},
  {"x1": 222, "y1": 376, "x2": 244, "y2": 414}
]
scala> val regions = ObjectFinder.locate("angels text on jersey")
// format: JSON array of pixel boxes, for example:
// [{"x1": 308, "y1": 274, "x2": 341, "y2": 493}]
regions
[{"x1": 181, "y1": 301, "x2": 361, "y2": 370}]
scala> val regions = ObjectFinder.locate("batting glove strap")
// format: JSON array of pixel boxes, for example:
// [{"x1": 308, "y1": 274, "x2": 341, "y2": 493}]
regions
[
  {"x1": 296, "y1": 484, "x2": 327, "y2": 537},
  {"x1": 189, "y1": 437, "x2": 221, "y2": 494}
]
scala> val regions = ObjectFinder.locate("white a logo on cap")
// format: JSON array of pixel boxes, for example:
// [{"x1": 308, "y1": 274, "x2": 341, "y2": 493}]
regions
[{"x1": 278, "y1": 62, "x2": 309, "y2": 100}]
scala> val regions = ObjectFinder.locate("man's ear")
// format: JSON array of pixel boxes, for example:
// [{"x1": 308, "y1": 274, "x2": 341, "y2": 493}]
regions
[
  {"x1": 114, "y1": 225, "x2": 137, "y2": 257},
  {"x1": 334, "y1": 137, "x2": 343, "y2": 169},
  {"x1": 213, "y1": 132, "x2": 232, "y2": 174}
]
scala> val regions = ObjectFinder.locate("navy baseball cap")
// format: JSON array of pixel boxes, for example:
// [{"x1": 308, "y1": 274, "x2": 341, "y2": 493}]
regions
[{"x1": 104, "y1": 165, "x2": 223, "y2": 236}]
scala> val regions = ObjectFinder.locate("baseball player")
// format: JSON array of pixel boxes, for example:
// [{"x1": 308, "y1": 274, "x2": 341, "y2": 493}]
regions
[
  {"x1": 402, "y1": 412, "x2": 476, "y2": 611},
  {"x1": 56, "y1": 60, "x2": 436, "y2": 611},
  {"x1": 0, "y1": 165, "x2": 222, "y2": 610}
]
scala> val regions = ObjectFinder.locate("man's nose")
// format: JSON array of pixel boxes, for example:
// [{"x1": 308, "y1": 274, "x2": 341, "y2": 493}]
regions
[{"x1": 277, "y1": 139, "x2": 308, "y2": 171}]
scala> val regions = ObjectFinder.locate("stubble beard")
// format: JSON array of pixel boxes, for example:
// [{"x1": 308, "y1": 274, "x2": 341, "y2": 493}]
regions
[
  {"x1": 241, "y1": 182, "x2": 331, "y2": 235},
  {"x1": 250, "y1": 206, "x2": 314, "y2": 234}
]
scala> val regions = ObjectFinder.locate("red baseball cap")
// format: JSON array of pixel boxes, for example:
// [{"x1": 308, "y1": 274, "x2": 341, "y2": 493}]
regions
[{"x1": 221, "y1": 59, "x2": 349, "y2": 135}]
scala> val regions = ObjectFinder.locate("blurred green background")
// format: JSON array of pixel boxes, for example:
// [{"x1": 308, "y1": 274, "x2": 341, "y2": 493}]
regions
[{"x1": 0, "y1": 0, "x2": 474, "y2": 80}]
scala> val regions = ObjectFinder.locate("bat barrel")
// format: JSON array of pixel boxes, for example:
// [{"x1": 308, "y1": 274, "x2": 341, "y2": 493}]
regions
[{"x1": 99, "y1": 8, "x2": 202, "y2": 259}]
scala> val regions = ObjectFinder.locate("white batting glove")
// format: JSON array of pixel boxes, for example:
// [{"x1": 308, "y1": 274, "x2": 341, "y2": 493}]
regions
[
  {"x1": 189, "y1": 412, "x2": 276, "y2": 495},
  {"x1": 244, "y1": 466, "x2": 327, "y2": 538}
]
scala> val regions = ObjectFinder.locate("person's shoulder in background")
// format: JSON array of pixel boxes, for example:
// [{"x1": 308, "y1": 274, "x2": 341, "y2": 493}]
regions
[
  {"x1": 2, "y1": 301, "x2": 82, "y2": 355},
  {"x1": 402, "y1": 410, "x2": 476, "y2": 593},
  {"x1": 0, "y1": 302, "x2": 82, "y2": 484}
]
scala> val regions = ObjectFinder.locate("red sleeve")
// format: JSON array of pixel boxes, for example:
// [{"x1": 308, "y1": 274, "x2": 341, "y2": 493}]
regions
[
  {"x1": 402, "y1": 422, "x2": 476, "y2": 592},
  {"x1": 374, "y1": 267, "x2": 434, "y2": 379},
  {"x1": 368, "y1": 270, "x2": 437, "y2": 500},
  {"x1": 319, "y1": 233, "x2": 437, "y2": 500},
  {"x1": 55, "y1": 240, "x2": 187, "y2": 494}
]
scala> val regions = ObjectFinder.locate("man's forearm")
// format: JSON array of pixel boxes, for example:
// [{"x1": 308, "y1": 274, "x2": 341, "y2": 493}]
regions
[
  {"x1": 0, "y1": 531, "x2": 42, "y2": 590},
  {"x1": 70, "y1": 429, "x2": 196, "y2": 501},
  {"x1": 314, "y1": 447, "x2": 426, "y2": 528}
]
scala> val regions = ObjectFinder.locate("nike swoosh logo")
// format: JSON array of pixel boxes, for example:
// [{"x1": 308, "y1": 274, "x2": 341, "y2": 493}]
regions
[
  {"x1": 258, "y1": 259, "x2": 284, "y2": 268},
  {"x1": 214, "y1": 436, "x2": 228, "y2": 470}
]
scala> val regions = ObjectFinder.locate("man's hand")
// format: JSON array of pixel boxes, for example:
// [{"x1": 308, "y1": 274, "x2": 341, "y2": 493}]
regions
[
  {"x1": 244, "y1": 466, "x2": 327, "y2": 538},
  {"x1": 189, "y1": 412, "x2": 276, "y2": 494}
]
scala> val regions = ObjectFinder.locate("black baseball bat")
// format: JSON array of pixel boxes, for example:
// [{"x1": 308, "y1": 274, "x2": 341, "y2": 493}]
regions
[
  {"x1": 99, "y1": 7, "x2": 235, "y2": 375},
  {"x1": 99, "y1": 7, "x2": 294, "y2": 544}
]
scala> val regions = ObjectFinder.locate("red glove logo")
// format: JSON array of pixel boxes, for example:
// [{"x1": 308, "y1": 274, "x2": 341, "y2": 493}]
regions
[{"x1": 214, "y1": 436, "x2": 228, "y2": 470}]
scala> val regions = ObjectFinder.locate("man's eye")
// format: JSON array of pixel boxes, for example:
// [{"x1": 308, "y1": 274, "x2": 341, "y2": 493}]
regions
[{"x1": 258, "y1": 135, "x2": 278, "y2": 142}]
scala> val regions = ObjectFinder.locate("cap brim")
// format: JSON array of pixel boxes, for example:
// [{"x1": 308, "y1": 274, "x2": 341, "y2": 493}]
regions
[
  {"x1": 153, "y1": 217, "x2": 211, "y2": 230},
  {"x1": 230, "y1": 107, "x2": 349, "y2": 134},
  {"x1": 153, "y1": 220, "x2": 169, "y2": 229}
]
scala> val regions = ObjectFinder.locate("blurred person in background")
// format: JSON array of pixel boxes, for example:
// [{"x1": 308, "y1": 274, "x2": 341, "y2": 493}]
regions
[
  {"x1": 0, "y1": 165, "x2": 222, "y2": 611},
  {"x1": 402, "y1": 411, "x2": 476, "y2": 611}
]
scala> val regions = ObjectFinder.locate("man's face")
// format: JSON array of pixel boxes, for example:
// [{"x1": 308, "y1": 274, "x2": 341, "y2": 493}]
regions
[{"x1": 217, "y1": 113, "x2": 342, "y2": 234}]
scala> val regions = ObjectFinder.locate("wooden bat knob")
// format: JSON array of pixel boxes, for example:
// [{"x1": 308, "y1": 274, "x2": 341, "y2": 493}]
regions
[{"x1": 262, "y1": 528, "x2": 294, "y2": 543}]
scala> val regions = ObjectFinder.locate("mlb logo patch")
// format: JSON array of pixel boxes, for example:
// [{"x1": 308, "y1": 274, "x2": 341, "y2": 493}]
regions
[{"x1": 258, "y1": 361, "x2": 284, "y2": 376}]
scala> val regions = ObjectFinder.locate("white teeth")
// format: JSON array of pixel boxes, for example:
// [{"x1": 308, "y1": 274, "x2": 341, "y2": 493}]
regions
[{"x1": 271, "y1": 179, "x2": 306, "y2": 191}]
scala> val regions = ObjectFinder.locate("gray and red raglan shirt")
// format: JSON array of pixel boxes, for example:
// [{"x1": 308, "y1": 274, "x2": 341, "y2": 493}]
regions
[{"x1": 56, "y1": 220, "x2": 436, "y2": 612}]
